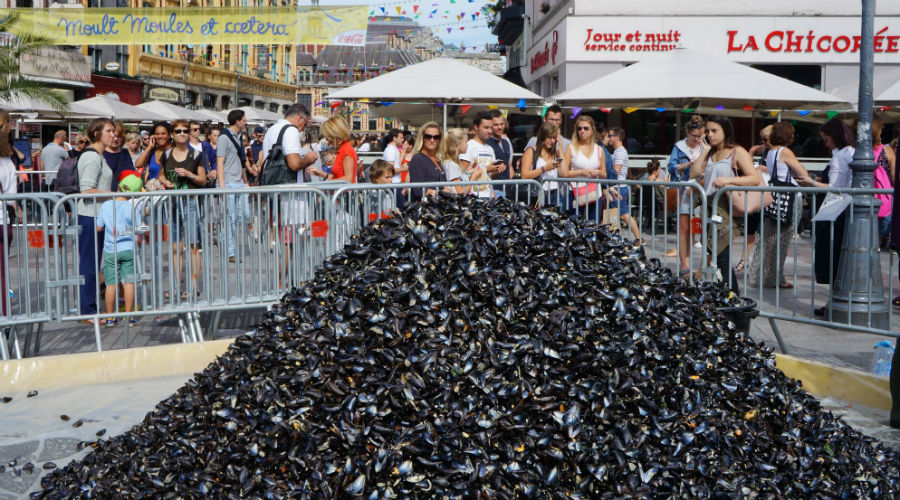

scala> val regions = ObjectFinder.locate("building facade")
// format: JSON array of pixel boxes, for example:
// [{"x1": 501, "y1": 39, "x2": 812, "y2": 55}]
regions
[{"x1": 523, "y1": 0, "x2": 900, "y2": 103}]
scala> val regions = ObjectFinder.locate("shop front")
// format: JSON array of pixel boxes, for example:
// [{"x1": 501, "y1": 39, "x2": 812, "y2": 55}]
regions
[
  {"x1": 87, "y1": 74, "x2": 144, "y2": 106},
  {"x1": 524, "y1": 5, "x2": 900, "y2": 154}
]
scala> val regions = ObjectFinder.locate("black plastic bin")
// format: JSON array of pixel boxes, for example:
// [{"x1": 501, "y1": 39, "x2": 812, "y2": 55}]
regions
[{"x1": 718, "y1": 297, "x2": 759, "y2": 335}]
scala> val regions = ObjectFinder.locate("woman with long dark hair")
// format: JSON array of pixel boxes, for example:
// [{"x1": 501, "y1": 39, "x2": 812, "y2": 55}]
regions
[
  {"x1": 802, "y1": 117, "x2": 854, "y2": 297},
  {"x1": 521, "y1": 122, "x2": 565, "y2": 206},
  {"x1": 689, "y1": 115, "x2": 760, "y2": 293},
  {"x1": 0, "y1": 111, "x2": 20, "y2": 320}
]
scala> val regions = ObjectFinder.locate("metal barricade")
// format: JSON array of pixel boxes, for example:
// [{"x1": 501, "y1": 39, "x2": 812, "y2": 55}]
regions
[
  {"x1": 50, "y1": 186, "x2": 331, "y2": 352},
  {"x1": 709, "y1": 185, "x2": 896, "y2": 349},
  {"x1": 0, "y1": 193, "x2": 62, "y2": 360},
  {"x1": 328, "y1": 179, "x2": 545, "y2": 252},
  {"x1": 541, "y1": 178, "x2": 708, "y2": 278}
]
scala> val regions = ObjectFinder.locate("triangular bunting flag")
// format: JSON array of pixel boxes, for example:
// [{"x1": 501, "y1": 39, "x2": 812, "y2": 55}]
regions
[
  {"x1": 570, "y1": 107, "x2": 582, "y2": 118},
  {"x1": 599, "y1": 108, "x2": 611, "y2": 113},
  {"x1": 742, "y1": 105, "x2": 754, "y2": 111},
  {"x1": 460, "y1": 105, "x2": 472, "y2": 115},
  {"x1": 682, "y1": 108, "x2": 695, "y2": 113},
  {"x1": 623, "y1": 107, "x2": 638, "y2": 114},
  {"x1": 517, "y1": 98, "x2": 527, "y2": 110},
  {"x1": 395, "y1": 6, "x2": 401, "y2": 15},
  {"x1": 714, "y1": 105, "x2": 725, "y2": 110},
  {"x1": 769, "y1": 111, "x2": 780, "y2": 117},
  {"x1": 655, "y1": 108, "x2": 667, "y2": 113},
  {"x1": 826, "y1": 111, "x2": 840, "y2": 119},
  {"x1": 796, "y1": 110, "x2": 811, "y2": 116}
]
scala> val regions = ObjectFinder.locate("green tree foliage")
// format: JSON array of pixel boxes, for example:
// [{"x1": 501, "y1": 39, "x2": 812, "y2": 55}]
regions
[{"x1": 0, "y1": 11, "x2": 68, "y2": 111}]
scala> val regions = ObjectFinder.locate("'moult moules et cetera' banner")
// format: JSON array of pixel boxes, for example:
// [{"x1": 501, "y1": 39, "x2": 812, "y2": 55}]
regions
[{"x1": 0, "y1": 6, "x2": 369, "y2": 46}]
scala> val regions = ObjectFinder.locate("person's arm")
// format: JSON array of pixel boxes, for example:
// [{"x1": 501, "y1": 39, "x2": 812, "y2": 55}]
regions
[
  {"x1": 133, "y1": 143, "x2": 153, "y2": 170},
  {"x1": 689, "y1": 146, "x2": 711, "y2": 180},
  {"x1": 520, "y1": 148, "x2": 546, "y2": 180},
  {"x1": 334, "y1": 155, "x2": 354, "y2": 182},
  {"x1": 886, "y1": 145, "x2": 896, "y2": 186},
  {"x1": 780, "y1": 148, "x2": 810, "y2": 183},
  {"x1": 666, "y1": 148, "x2": 681, "y2": 179},
  {"x1": 287, "y1": 151, "x2": 317, "y2": 172},
  {"x1": 78, "y1": 151, "x2": 108, "y2": 195},
  {"x1": 713, "y1": 147, "x2": 760, "y2": 188}
]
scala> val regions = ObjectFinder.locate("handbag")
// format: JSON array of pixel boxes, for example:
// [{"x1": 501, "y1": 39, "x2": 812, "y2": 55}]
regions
[
  {"x1": 763, "y1": 148, "x2": 795, "y2": 225},
  {"x1": 728, "y1": 150, "x2": 773, "y2": 217},
  {"x1": 572, "y1": 145, "x2": 602, "y2": 207}
]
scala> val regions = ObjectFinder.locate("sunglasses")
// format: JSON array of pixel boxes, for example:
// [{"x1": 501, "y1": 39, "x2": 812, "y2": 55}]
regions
[
  {"x1": 173, "y1": 128, "x2": 190, "y2": 134},
  {"x1": 423, "y1": 133, "x2": 441, "y2": 141},
  {"x1": 78, "y1": 141, "x2": 87, "y2": 145},
  {"x1": 577, "y1": 126, "x2": 591, "y2": 131}
]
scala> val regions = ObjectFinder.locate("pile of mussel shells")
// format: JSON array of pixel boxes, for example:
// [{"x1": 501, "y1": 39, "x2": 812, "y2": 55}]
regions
[{"x1": 38, "y1": 194, "x2": 899, "y2": 499}]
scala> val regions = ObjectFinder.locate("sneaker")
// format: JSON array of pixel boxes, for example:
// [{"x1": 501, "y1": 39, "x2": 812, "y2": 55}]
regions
[
  {"x1": 129, "y1": 317, "x2": 138, "y2": 326},
  {"x1": 103, "y1": 318, "x2": 117, "y2": 328}
]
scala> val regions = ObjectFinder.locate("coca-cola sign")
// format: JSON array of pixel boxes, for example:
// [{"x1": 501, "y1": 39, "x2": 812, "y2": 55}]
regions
[
  {"x1": 530, "y1": 29, "x2": 558, "y2": 74},
  {"x1": 332, "y1": 30, "x2": 366, "y2": 47}
]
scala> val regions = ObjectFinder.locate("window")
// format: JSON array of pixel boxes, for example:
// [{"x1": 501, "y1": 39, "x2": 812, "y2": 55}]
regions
[
  {"x1": 352, "y1": 118, "x2": 361, "y2": 131},
  {"x1": 185, "y1": 91, "x2": 197, "y2": 107},
  {"x1": 297, "y1": 93, "x2": 311, "y2": 112},
  {"x1": 203, "y1": 93, "x2": 216, "y2": 109},
  {"x1": 116, "y1": 46, "x2": 127, "y2": 69},
  {"x1": 254, "y1": 100, "x2": 264, "y2": 109},
  {"x1": 237, "y1": 97, "x2": 251, "y2": 107},
  {"x1": 221, "y1": 95, "x2": 231, "y2": 109},
  {"x1": 369, "y1": 118, "x2": 377, "y2": 131},
  {"x1": 268, "y1": 103, "x2": 278, "y2": 112},
  {"x1": 90, "y1": 48, "x2": 103, "y2": 72}
]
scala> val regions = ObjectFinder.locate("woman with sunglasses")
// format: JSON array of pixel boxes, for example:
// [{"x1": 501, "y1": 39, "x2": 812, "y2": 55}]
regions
[
  {"x1": 68, "y1": 134, "x2": 88, "y2": 159},
  {"x1": 562, "y1": 116, "x2": 607, "y2": 221},
  {"x1": 407, "y1": 122, "x2": 445, "y2": 202},
  {"x1": 666, "y1": 115, "x2": 705, "y2": 277},
  {"x1": 157, "y1": 119, "x2": 206, "y2": 300}
]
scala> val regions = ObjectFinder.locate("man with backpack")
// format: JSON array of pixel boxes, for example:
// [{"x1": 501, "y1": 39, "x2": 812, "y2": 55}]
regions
[
  {"x1": 258, "y1": 104, "x2": 317, "y2": 281},
  {"x1": 217, "y1": 109, "x2": 252, "y2": 262}
]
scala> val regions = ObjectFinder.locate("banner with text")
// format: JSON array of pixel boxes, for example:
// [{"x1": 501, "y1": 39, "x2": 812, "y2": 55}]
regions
[{"x1": 1, "y1": 6, "x2": 369, "y2": 46}]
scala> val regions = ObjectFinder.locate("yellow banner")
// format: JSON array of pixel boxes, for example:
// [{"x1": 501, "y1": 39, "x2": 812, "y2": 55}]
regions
[{"x1": 1, "y1": 6, "x2": 369, "y2": 46}]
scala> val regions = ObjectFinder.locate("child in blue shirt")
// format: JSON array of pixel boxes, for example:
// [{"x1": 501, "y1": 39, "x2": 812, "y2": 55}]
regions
[{"x1": 96, "y1": 172, "x2": 142, "y2": 327}]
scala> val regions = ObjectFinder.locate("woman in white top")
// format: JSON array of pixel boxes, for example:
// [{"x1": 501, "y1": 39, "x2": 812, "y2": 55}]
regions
[
  {"x1": 804, "y1": 118, "x2": 855, "y2": 289},
  {"x1": 0, "y1": 111, "x2": 20, "y2": 318},
  {"x1": 563, "y1": 116, "x2": 606, "y2": 221},
  {"x1": 440, "y1": 128, "x2": 470, "y2": 195},
  {"x1": 521, "y1": 122, "x2": 565, "y2": 208},
  {"x1": 690, "y1": 115, "x2": 760, "y2": 293},
  {"x1": 748, "y1": 122, "x2": 810, "y2": 289}
]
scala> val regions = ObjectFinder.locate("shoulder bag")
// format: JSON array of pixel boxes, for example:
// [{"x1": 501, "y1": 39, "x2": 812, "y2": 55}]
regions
[
  {"x1": 728, "y1": 150, "x2": 774, "y2": 217},
  {"x1": 762, "y1": 148, "x2": 795, "y2": 225}
]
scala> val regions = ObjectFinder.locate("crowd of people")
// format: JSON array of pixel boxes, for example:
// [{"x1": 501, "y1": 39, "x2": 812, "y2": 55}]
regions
[{"x1": 0, "y1": 103, "x2": 898, "y2": 324}]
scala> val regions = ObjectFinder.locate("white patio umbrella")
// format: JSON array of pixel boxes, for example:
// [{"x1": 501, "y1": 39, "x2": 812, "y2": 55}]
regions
[
  {"x1": 875, "y1": 81, "x2": 900, "y2": 106},
  {"x1": 196, "y1": 109, "x2": 227, "y2": 122},
  {"x1": 235, "y1": 106, "x2": 282, "y2": 124},
  {"x1": 137, "y1": 100, "x2": 211, "y2": 122},
  {"x1": 326, "y1": 58, "x2": 543, "y2": 128},
  {"x1": 554, "y1": 48, "x2": 850, "y2": 111},
  {"x1": 69, "y1": 95, "x2": 168, "y2": 122},
  {"x1": 0, "y1": 96, "x2": 100, "y2": 120}
]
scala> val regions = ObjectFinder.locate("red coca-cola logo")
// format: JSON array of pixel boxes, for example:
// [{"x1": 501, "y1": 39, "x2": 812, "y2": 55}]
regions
[{"x1": 336, "y1": 33, "x2": 365, "y2": 45}]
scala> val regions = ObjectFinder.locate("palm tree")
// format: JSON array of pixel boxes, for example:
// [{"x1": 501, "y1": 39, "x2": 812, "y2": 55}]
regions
[{"x1": 0, "y1": 11, "x2": 68, "y2": 112}]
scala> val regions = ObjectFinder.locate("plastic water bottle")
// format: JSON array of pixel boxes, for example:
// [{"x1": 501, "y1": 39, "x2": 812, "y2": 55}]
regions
[{"x1": 871, "y1": 341, "x2": 895, "y2": 376}]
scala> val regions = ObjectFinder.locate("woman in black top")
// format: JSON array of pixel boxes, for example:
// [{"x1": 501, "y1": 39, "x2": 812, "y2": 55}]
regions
[{"x1": 407, "y1": 122, "x2": 444, "y2": 202}]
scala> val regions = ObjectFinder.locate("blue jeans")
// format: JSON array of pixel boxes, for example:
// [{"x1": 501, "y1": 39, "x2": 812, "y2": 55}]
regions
[
  {"x1": 223, "y1": 182, "x2": 250, "y2": 258},
  {"x1": 78, "y1": 215, "x2": 103, "y2": 315},
  {"x1": 879, "y1": 215, "x2": 892, "y2": 240}
]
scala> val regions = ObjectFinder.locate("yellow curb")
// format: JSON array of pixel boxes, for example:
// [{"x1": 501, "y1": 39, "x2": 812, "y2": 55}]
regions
[
  {"x1": 0, "y1": 343, "x2": 892, "y2": 413},
  {"x1": 775, "y1": 353, "x2": 890, "y2": 411},
  {"x1": 0, "y1": 338, "x2": 235, "y2": 394}
]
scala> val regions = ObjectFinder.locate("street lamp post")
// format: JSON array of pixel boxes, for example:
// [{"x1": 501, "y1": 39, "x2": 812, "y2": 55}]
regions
[{"x1": 828, "y1": 0, "x2": 888, "y2": 329}]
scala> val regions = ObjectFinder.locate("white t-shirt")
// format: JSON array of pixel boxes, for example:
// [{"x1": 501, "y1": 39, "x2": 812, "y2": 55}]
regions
[
  {"x1": 612, "y1": 146, "x2": 629, "y2": 187},
  {"x1": 383, "y1": 143, "x2": 402, "y2": 183},
  {"x1": 459, "y1": 139, "x2": 496, "y2": 171},
  {"x1": 260, "y1": 119, "x2": 303, "y2": 166},
  {"x1": 442, "y1": 159, "x2": 465, "y2": 182},
  {"x1": 358, "y1": 142, "x2": 370, "y2": 152}
]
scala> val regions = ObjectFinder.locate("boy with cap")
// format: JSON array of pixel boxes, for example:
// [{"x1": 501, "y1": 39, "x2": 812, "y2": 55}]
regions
[{"x1": 96, "y1": 170, "x2": 143, "y2": 327}]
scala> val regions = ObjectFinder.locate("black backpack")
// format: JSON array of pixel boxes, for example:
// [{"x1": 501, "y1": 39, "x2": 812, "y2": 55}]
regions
[
  {"x1": 55, "y1": 149, "x2": 100, "y2": 195},
  {"x1": 260, "y1": 126, "x2": 295, "y2": 186}
]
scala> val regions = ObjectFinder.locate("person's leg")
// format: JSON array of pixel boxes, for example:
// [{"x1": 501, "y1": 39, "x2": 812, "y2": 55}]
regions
[
  {"x1": 119, "y1": 252, "x2": 135, "y2": 313},
  {"x1": 225, "y1": 190, "x2": 237, "y2": 259},
  {"x1": 77, "y1": 215, "x2": 98, "y2": 315},
  {"x1": 123, "y1": 283, "x2": 135, "y2": 313},
  {"x1": 717, "y1": 245, "x2": 740, "y2": 294},
  {"x1": 102, "y1": 252, "x2": 116, "y2": 317},
  {"x1": 678, "y1": 214, "x2": 691, "y2": 271}
]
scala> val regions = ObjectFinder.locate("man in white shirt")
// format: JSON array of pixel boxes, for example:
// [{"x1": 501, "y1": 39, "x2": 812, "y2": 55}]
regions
[
  {"x1": 608, "y1": 127, "x2": 642, "y2": 241},
  {"x1": 526, "y1": 105, "x2": 571, "y2": 153},
  {"x1": 460, "y1": 111, "x2": 506, "y2": 198},
  {"x1": 40, "y1": 130, "x2": 69, "y2": 189},
  {"x1": 382, "y1": 129, "x2": 405, "y2": 184}
]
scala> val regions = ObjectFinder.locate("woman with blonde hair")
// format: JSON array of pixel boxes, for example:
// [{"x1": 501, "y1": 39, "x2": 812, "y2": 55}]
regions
[
  {"x1": 440, "y1": 128, "x2": 470, "y2": 195},
  {"x1": 308, "y1": 117, "x2": 356, "y2": 183},
  {"x1": 407, "y1": 121, "x2": 445, "y2": 201},
  {"x1": 563, "y1": 115, "x2": 607, "y2": 220}
]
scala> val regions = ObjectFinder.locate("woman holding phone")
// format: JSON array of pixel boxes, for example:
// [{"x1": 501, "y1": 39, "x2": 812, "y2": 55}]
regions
[{"x1": 521, "y1": 122, "x2": 566, "y2": 208}]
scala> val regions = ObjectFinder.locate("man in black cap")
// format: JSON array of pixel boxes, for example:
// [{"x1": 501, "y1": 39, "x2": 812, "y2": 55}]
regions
[{"x1": 248, "y1": 126, "x2": 266, "y2": 186}]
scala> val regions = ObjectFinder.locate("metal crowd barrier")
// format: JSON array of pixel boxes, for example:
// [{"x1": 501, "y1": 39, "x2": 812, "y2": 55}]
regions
[
  {"x1": 709, "y1": 185, "x2": 897, "y2": 350},
  {"x1": 0, "y1": 193, "x2": 62, "y2": 360},
  {"x1": 48, "y1": 186, "x2": 331, "y2": 354}
]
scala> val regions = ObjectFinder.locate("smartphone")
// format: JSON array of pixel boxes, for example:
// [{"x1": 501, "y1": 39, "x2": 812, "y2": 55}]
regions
[
  {"x1": 493, "y1": 160, "x2": 505, "y2": 165},
  {"x1": 553, "y1": 158, "x2": 563, "y2": 164}
]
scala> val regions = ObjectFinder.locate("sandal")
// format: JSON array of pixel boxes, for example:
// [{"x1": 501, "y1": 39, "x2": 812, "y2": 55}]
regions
[
  {"x1": 103, "y1": 318, "x2": 116, "y2": 328},
  {"x1": 678, "y1": 268, "x2": 691, "y2": 280},
  {"x1": 780, "y1": 281, "x2": 794, "y2": 289},
  {"x1": 733, "y1": 259, "x2": 745, "y2": 273},
  {"x1": 664, "y1": 249, "x2": 678, "y2": 257}
]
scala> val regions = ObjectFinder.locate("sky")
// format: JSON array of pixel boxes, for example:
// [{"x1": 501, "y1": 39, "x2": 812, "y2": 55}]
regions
[{"x1": 306, "y1": 0, "x2": 498, "y2": 52}]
